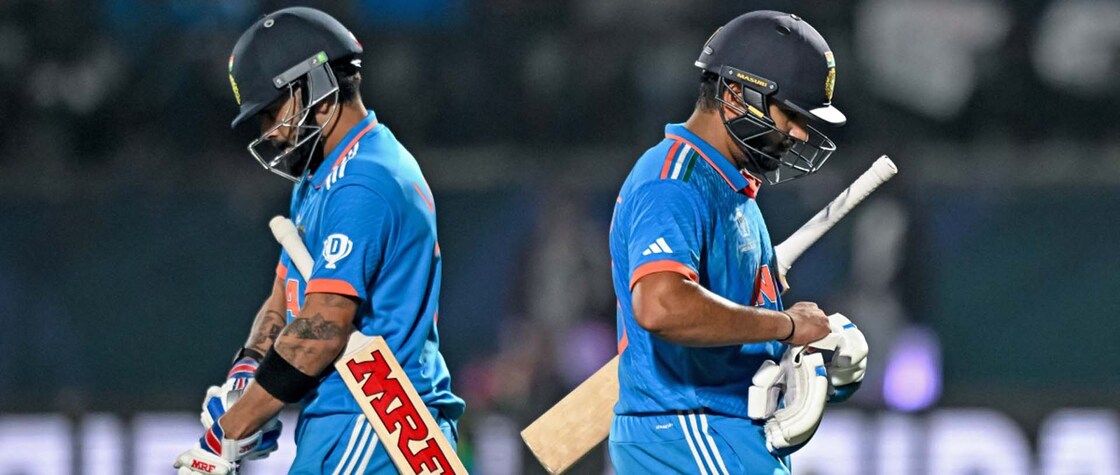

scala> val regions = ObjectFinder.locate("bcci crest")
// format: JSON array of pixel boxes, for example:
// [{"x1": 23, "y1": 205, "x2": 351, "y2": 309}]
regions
[
  {"x1": 228, "y1": 55, "x2": 241, "y2": 105},
  {"x1": 824, "y1": 51, "x2": 836, "y2": 102},
  {"x1": 323, "y1": 234, "x2": 353, "y2": 269}
]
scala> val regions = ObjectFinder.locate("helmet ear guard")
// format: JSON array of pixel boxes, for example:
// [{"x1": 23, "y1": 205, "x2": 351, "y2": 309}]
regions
[{"x1": 247, "y1": 51, "x2": 341, "y2": 183}]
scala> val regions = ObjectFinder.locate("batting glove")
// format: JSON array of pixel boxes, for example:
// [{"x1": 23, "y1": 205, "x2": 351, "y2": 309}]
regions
[
  {"x1": 173, "y1": 420, "x2": 255, "y2": 475},
  {"x1": 200, "y1": 358, "x2": 282, "y2": 460},
  {"x1": 822, "y1": 314, "x2": 868, "y2": 402},
  {"x1": 748, "y1": 343, "x2": 831, "y2": 456}
]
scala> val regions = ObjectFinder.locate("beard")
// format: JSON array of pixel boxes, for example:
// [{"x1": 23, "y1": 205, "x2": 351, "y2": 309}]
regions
[{"x1": 742, "y1": 131, "x2": 794, "y2": 172}]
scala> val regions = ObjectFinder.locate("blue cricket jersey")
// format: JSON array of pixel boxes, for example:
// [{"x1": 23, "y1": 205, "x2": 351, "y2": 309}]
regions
[
  {"x1": 610, "y1": 123, "x2": 786, "y2": 418},
  {"x1": 275, "y1": 111, "x2": 465, "y2": 422}
]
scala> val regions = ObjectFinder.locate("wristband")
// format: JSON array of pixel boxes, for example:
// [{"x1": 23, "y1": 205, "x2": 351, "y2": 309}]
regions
[
  {"x1": 232, "y1": 347, "x2": 265, "y2": 365},
  {"x1": 779, "y1": 311, "x2": 796, "y2": 343},
  {"x1": 255, "y1": 347, "x2": 321, "y2": 403}
]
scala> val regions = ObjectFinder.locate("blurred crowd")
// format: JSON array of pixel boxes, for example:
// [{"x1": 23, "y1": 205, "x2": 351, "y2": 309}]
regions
[{"x1": 1, "y1": 0, "x2": 1118, "y2": 472}]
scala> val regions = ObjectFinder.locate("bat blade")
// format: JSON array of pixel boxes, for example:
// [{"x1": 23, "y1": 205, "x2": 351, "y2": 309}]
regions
[
  {"x1": 520, "y1": 156, "x2": 898, "y2": 473},
  {"x1": 337, "y1": 335, "x2": 469, "y2": 475},
  {"x1": 520, "y1": 356, "x2": 619, "y2": 474},
  {"x1": 269, "y1": 216, "x2": 468, "y2": 474}
]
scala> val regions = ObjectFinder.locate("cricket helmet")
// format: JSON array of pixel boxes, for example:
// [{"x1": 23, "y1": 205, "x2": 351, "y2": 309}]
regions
[
  {"x1": 228, "y1": 7, "x2": 363, "y2": 182},
  {"x1": 695, "y1": 11, "x2": 844, "y2": 184}
]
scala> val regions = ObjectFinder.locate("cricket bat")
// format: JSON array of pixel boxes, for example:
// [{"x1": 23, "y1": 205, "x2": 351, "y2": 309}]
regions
[
  {"x1": 521, "y1": 155, "x2": 898, "y2": 474},
  {"x1": 270, "y1": 217, "x2": 468, "y2": 475}
]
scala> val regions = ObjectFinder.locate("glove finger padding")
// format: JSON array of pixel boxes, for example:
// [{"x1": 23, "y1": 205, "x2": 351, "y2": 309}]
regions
[
  {"x1": 762, "y1": 348, "x2": 830, "y2": 454},
  {"x1": 174, "y1": 444, "x2": 236, "y2": 475},
  {"x1": 200, "y1": 379, "x2": 283, "y2": 461},
  {"x1": 825, "y1": 313, "x2": 868, "y2": 389},
  {"x1": 242, "y1": 418, "x2": 283, "y2": 461},
  {"x1": 201, "y1": 378, "x2": 249, "y2": 428},
  {"x1": 747, "y1": 360, "x2": 783, "y2": 420}
]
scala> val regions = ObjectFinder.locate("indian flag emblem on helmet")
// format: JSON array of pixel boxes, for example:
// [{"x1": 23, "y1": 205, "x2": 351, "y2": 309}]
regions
[
  {"x1": 824, "y1": 52, "x2": 836, "y2": 102},
  {"x1": 228, "y1": 55, "x2": 241, "y2": 105}
]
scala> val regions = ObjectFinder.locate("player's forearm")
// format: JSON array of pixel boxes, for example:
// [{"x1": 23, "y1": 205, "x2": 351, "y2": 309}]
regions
[
  {"x1": 633, "y1": 273, "x2": 791, "y2": 347},
  {"x1": 272, "y1": 293, "x2": 356, "y2": 376},
  {"x1": 242, "y1": 278, "x2": 287, "y2": 356},
  {"x1": 219, "y1": 384, "x2": 286, "y2": 439}
]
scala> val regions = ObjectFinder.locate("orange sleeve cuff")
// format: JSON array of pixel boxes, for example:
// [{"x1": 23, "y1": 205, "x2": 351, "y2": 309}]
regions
[
  {"x1": 629, "y1": 260, "x2": 699, "y2": 290},
  {"x1": 306, "y1": 278, "x2": 360, "y2": 298},
  {"x1": 276, "y1": 263, "x2": 288, "y2": 280}
]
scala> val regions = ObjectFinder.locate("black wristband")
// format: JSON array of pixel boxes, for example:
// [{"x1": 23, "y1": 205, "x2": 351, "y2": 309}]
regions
[
  {"x1": 255, "y1": 347, "x2": 321, "y2": 403},
  {"x1": 780, "y1": 311, "x2": 796, "y2": 342},
  {"x1": 232, "y1": 347, "x2": 265, "y2": 365}
]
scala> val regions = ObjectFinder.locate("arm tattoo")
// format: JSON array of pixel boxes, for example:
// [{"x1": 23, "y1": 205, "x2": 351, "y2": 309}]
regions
[
  {"x1": 274, "y1": 313, "x2": 347, "y2": 373},
  {"x1": 247, "y1": 310, "x2": 286, "y2": 354},
  {"x1": 282, "y1": 313, "x2": 346, "y2": 340}
]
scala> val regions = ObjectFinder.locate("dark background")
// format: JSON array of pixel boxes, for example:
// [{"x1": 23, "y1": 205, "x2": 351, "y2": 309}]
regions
[{"x1": 1, "y1": 0, "x2": 1117, "y2": 473}]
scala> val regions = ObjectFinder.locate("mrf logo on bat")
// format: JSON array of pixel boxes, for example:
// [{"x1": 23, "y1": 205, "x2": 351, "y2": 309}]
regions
[{"x1": 343, "y1": 346, "x2": 460, "y2": 474}]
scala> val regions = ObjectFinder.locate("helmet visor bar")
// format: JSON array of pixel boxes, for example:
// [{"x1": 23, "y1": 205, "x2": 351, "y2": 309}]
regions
[
  {"x1": 715, "y1": 76, "x2": 836, "y2": 185},
  {"x1": 246, "y1": 63, "x2": 340, "y2": 183}
]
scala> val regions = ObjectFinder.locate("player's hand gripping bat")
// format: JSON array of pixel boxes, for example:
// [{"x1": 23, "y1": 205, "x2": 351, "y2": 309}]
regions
[
  {"x1": 521, "y1": 155, "x2": 898, "y2": 474},
  {"x1": 269, "y1": 217, "x2": 468, "y2": 475}
]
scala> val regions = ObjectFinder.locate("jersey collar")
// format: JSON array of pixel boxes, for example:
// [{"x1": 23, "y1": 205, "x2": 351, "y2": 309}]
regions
[
  {"x1": 664, "y1": 123, "x2": 762, "y2": 198},
  {"x1": 309, "y1": 110, "x2": 380, "y2": 189}
]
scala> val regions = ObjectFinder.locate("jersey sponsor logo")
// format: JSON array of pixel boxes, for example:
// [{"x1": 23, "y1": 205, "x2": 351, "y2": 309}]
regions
[
  {"x1": 322, "y1": 234, "x2": 353, "y2": 269},
  {"x1": 641, "y1": 237, "x2": 673, "y2": 256}
]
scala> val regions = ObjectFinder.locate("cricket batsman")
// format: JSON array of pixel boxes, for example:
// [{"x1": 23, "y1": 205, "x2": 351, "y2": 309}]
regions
[
  {"x1": 608, "y1": 11, "x2": 867, "y2": 473},
  {"x1": 173, "y1": 7, "x2": 464, "y2": 474}
]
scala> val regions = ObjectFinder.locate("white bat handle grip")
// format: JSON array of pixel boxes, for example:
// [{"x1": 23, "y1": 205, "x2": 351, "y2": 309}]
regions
[
  {"x1": 269, "y1": 216, "x2": 372, "y2": 354},
  {"x1": 269, "y1": 216, "x2": 315, "y2": 280},
  {"x1": 774, "y1": 155, "x2": 897, "y2": 281}
]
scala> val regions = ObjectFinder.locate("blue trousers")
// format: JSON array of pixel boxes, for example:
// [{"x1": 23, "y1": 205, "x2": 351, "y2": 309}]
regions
[
  {"x1": 610, "y1": 411, "x2": 790, "y2": 475},
  {"x1": 289, "y1": 413, "x2": 457, "y2": 475}
]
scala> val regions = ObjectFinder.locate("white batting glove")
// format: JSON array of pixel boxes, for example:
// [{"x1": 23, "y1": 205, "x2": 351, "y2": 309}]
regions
[
  {"x1": 823, "y1": 314, "x2": 868, "y2": 402},
  {"x1": 174, "y1": 444, "x2": 236, "y2": 475},
  {"x1": 747, "y1": 344, "x2": 830, "y2": 455},
  {"x1": 200, "y1": 359, "x2": 282, "y2": 460},
  {"x1": 173, "y1": 419, "x2": 258, "y2": 474}
]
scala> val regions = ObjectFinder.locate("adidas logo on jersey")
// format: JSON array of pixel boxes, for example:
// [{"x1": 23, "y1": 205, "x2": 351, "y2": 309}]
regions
[
  {"x1": 325, "y1": 143, "x2": 360, "y2": 190},
  {"x1": 642, "y1": 237, "x2": 673, "y2": 256}
]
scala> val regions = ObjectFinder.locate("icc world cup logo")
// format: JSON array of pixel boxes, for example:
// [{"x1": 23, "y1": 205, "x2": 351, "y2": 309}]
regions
[{"x1": 323, "y1": 234, "x2": 354, "y2": 269}]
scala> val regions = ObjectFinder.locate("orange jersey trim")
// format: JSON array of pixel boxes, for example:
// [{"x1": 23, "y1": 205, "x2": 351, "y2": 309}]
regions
[
  {"x1": 331, "y1": 121, "x2": 377, "y2": 170},
  {"x1": 660, "y1": 140, "x2": 683, "y2": 179},
  {"x1": 306, "y1": 278, "x2": 360, "y2": 298},
  {"x1": 276, "y1": 263, "x2": 288, "y2": 280},
  {"x1": 413, "y1": 182, "x2": 434, "y2": 212},
  {"x1": 666, "y1": 132, "x2": 736, "y2": 190},
  {"x1": 629, "y1": 260, "x2": 699, "y2": 290}
]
